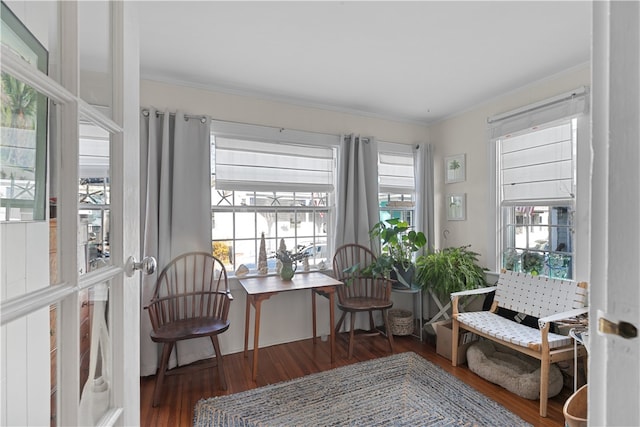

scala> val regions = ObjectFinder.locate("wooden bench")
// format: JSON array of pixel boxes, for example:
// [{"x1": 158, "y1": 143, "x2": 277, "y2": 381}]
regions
[{"x1": 451, "y1": 270, "x2": 588, "y2": 417}]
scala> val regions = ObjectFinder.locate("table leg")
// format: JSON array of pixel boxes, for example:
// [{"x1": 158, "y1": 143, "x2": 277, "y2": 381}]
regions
[
  {"x1": 243, "y1": 294, "x2": 251, "y2": 358},
  {"x1": 252, "y1": 298, "x2": 263, "y2": 381},
  {"x1": 312, "y1": 290, "x2": 317, "y2": 344},
  {"x1": 329, "y1": 290, "x2": 335, "y2": 363}
]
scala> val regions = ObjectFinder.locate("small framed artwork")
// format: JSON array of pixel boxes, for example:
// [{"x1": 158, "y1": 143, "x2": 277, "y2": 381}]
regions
[
  {"x1": 444, "y1": 154, "x2": 466, "y2": 184},
  {"x1": 447, "y1": 193, "x2": 466, "y2": 221}
]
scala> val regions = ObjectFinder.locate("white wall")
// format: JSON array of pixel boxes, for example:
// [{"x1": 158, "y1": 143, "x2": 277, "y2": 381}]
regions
[
  {"x1": 141, "y1": 79, "x2": 429, "y2": 144},
  {"x1": 427, "y1": 64, "x2": 591, "y2": 271},
  {"x1": 0, "y1": 222, "x2": 50, "y2": 427}
]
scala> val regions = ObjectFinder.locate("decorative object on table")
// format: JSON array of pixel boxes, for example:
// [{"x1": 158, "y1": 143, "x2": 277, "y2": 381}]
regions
[
  {"x1": 317, "y1": 260, "x2": 326, "y2": 270},
  {"x1": 234, "y1": 264, "x2": 249, "y2": 277},
  {"x1": 444, "y1": 153, "x2": 466, "y2": 183},
  {"x1": 279, "y1": 259, "x2": 296, "y2": 281},
  {"x1": 466, "y1": 340, "x2": 564, "y2": 400},
  {"x1": 193, "y1": 352, "x2": 530, "y2": 427},
  {"x1": 272, "y1": 244, "x2": 308, "y2": 281},
  {"x1": 257, "y1": 232, "x2": 268, "y2": 274},
  {"x1": 302, "y1": 255, "x2": 310, "y2": 272},
  {"x1": 366, "y1": 218, "x2": 427, "y2": 289},
  {"x1": 446, "y1": 193, "x2": 466, "y2": 221}
]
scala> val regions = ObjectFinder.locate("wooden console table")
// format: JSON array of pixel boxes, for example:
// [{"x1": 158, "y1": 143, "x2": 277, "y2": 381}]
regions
[{"x1": 238, "y1": 272, "x2": 342, "y2": 381}]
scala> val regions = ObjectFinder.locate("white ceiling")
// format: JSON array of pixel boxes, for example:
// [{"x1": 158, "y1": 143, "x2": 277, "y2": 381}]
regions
[{"x1": 137, "y1": 1, "x2": 592, "y2": 125}]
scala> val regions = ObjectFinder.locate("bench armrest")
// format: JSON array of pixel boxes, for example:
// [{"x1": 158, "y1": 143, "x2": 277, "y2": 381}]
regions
[
  {"x1": 450, "y1": 286, "x2": 497, "y2": 301},
  {"x1": 538, "y1": 307, "x2": 588, "y2": 329}
]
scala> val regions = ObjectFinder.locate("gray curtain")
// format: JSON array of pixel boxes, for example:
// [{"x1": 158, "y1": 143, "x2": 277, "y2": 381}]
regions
[
  {"x1": 139, "y1": 108, "x2": 212, "y2": 376},
  {"x1": 414, "y1": 143, "x2": 435, "y2": 253},
  {"x1": 333, "y1": 134, "x2": 379, "y2": 250}
]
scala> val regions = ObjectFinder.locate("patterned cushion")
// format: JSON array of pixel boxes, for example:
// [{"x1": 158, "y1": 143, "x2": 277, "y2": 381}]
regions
[{"x1": 456, "y1": 311, "x2": 573, "y2": 350}]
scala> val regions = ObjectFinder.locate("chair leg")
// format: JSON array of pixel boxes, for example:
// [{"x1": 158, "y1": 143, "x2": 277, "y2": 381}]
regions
[
  {"x1": 152, "y1": 342, "x2": 174, "y2": 407},
  {"x1": 382, "y1": 309, "x2": 395, "y2": 354},
  {"x1": 335, "y1": 311, "x2": 347, "y2": 335},
  {"x1": 348, "y1": 311, "x2": 357, "y2": 359},
  {"x1": 210, "y1": 335, "x2": 227, "y2": 390}
]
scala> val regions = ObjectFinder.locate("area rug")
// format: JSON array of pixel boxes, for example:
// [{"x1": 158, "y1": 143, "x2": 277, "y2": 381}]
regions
[{"x1": 193, "y1": 352, "x2": 531, "y2": 426}]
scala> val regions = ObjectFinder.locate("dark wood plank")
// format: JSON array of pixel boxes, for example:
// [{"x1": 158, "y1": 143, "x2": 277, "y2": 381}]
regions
[{"x1": 140, "y1": 334, "x2": 569, "y2": 427}]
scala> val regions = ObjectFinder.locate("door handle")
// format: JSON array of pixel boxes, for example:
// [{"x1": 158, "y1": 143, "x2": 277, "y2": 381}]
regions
[
  {"x1": 125, "y1": 256, "x2": 157, "y2": 277},
  {"x1": 598, "y1": 314, "x2": 638, "y2": 339}
]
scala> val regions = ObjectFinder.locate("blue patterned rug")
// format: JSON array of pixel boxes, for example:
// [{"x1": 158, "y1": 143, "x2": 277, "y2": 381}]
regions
[{"x1": 193, "y1": 351, "x2": 531, "y2": 426}]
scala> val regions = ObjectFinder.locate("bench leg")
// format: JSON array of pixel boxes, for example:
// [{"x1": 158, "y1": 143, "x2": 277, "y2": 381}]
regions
[
  {"x1": 539, "y1": 353, "x2": 550, "y2": 417},
  {"x1": 451, "y1": 319, "x2": 459, "y2": 367}
]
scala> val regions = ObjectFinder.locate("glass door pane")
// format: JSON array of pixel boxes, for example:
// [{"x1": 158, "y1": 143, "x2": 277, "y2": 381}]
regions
[
  {"x1": 78, "y1": 121, "x2": 111, "y2": 275},
  {"x1": 0, "y1": 72, "x2": 48, "y2": 221},
  {"x1": 78, "y1": 1, "x2": 112, "y2": 114},
  {"x1": 78, "y1": 281, "x2": 112, "y2": 425}
]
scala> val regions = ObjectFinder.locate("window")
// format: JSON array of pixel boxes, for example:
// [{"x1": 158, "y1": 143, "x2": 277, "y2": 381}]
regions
[
  {"x1": 378, "y1": 142, "x2": 415, "y2": 226},
  {"x1": 492, "y1": 87, "x2": 588, "y2": 279},
  {"x1": 210, "y1": 122, "x2": 338, "y2": 274},
  {"x1": 1, "y1": 2, "x2": 49, "y2": 222}
]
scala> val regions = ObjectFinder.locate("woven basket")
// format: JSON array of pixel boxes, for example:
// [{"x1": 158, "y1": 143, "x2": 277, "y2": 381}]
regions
[{"x1": 388, "y1": 309, "x2": 414, "y2": 336}]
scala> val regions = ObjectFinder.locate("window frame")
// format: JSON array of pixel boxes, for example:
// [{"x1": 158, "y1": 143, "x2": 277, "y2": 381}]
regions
[
  {"x1": 377, "y1": 142, "x2": 417, "y2": 245},
  {"x1": 209, "y1": 123, "x2": 339, "y2": 275},
  {"x1": 490, "y1": 91, "x2": 590, "y2": 279}
]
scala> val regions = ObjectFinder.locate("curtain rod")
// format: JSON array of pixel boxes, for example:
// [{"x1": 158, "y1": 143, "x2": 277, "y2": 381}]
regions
[
  {"x1": 142, "y1": 108, "x2": 338, "y2": 139},
  {"x1": 141, "y1": 109, "x2": 207, "y2": 124},
  {"x1": 487, "y1": 86, "x2": 587, "y2": 124},
  {"x1": 141, "y1": 108, "x2": 415, "y2": 148}
]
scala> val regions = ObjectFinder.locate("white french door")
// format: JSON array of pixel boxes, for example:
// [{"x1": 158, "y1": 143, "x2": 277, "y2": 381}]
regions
[
  {"x1": 590, "y1": 1, "x2": 640, "y2": 425},
  {"x1": 1, "y1": 1, "x2": 140, "y2": 426}
]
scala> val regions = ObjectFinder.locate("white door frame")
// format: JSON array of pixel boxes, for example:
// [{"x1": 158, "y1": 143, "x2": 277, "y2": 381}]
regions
[{"x1": 591, "y1": 1, "x2": 640, "y2": 425}]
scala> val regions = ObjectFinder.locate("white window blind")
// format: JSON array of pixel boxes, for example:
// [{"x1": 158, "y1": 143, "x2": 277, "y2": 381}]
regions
[
  {"x1": 500, "y1": 121, "x2": 574, "y2": 205},
  {"x1": 214, "y1": 137, "x2": 335, "y2": 192},
  {"x1": 488, "y1": 86, "x2": 588, "y2": 140},
  {"x1": 378, "y1": 142, "x2": 415, "y2": 193},
  {"x1": 79, "y1": 122, "x2": 110, "y2": 179}
]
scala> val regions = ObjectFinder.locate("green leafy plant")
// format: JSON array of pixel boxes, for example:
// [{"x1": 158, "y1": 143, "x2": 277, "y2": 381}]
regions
[
  {"x1": 521, "y1": 250, "x2": 544, "y2": 276},
  {"x1": 364, "y1": 218, "x2": 427, "y2": 287},
  {"x1": 415, "y1": 245, "x2": 487, "y2": 298},
  {"x1": 341, "y1": 255, "x2": 396, "y2": 286},
  {"x1": 369, "y1": 218, "x2": 427, "y2": 270},
  {"x1": 341, "y1": 219, "x2": 427, "y2": 287}
]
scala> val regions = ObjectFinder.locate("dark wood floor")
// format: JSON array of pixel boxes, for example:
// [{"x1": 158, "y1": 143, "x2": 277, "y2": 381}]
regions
[{"x1": 140, "y1": 333, "x2": 569, "y2": 426}]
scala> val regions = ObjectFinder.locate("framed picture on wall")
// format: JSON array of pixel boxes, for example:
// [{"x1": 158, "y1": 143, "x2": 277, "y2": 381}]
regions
[
  {"x1": 447, "y1": 193, "x2": 466, "y2": 221},
  {"x1": 444, "y1": 154, "x2": 466, "y2": 184}
]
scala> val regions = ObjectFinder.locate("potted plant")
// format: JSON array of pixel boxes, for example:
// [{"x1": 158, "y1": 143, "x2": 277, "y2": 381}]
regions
[
  {"x1": 366, "y1": 218, "x2": 427, "y2": 288},
  {"x1": 414, "y1": 245, "x2": 487, "y2": 299}
]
